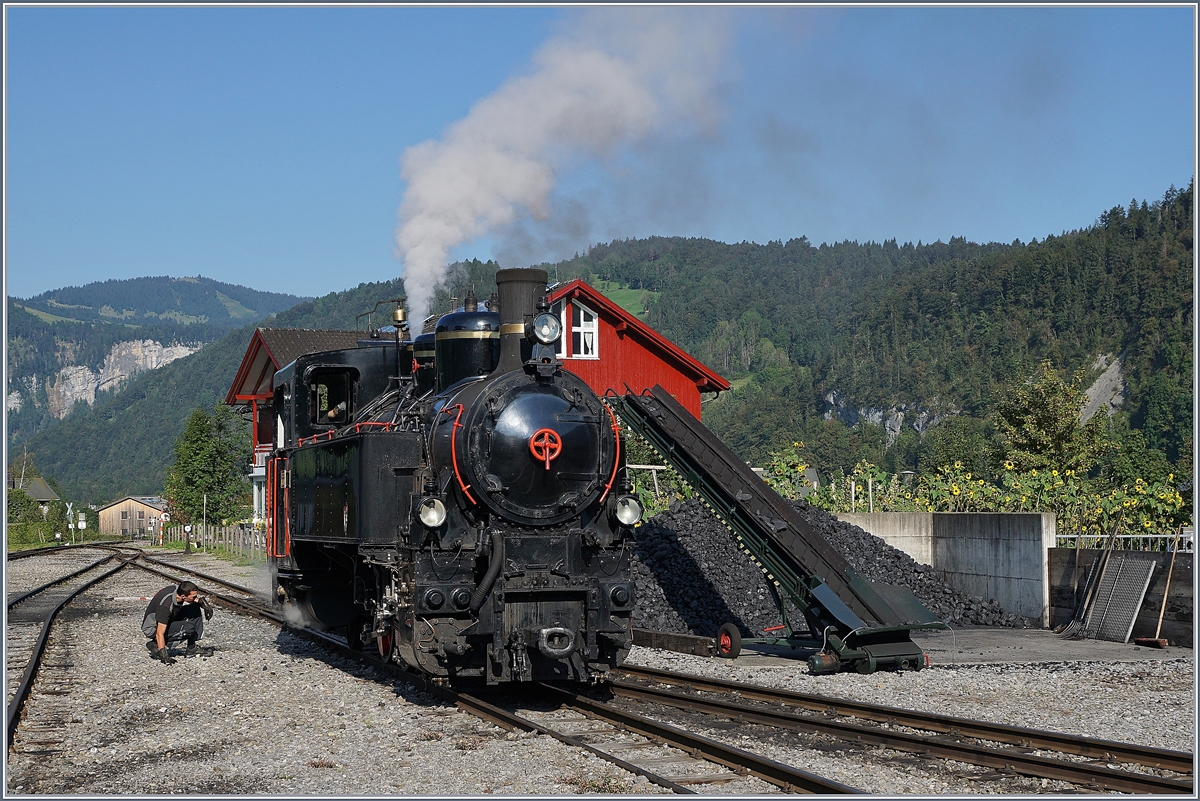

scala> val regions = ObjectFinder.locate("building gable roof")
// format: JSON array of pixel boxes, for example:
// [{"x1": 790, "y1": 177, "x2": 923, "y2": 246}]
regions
[
  {"x1": 22, "y1": 476, "x2": 60, "y2": 503},
  {"x1": 548, "y1": 280, "x2": 730, "y2": 393},
  {"x1": 226, "y1": 328, "x2": 365, "y2": 404},
  {"x1": 98, "y1": 495, "x2": 167, "y2": 513}
]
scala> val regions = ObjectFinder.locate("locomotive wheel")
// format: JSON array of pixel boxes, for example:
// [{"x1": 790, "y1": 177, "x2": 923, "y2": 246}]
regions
[
  {"x1": 716, "y1": 623, "x2": 741, "y2": 659},
  {"x1": 377, "y1": 624, "x2": 395, "y2": 661}
]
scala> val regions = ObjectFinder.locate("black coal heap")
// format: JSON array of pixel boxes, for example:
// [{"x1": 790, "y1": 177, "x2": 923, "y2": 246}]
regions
[{"x1": 631, "y1": 497, "x2": 1032, "y2": 637}]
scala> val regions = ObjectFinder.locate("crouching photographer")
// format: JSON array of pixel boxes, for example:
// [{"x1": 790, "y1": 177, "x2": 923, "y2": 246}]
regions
[{"x1": 139, "y1": 581, "x2": 215, "y2": 664}]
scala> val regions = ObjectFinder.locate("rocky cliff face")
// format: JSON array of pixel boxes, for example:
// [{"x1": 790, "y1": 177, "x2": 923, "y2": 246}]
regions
[
  {"x1": 42, "y1": 339, "x2": 200, "y2": 419},
  {"x1": 823, "y1": 389, "x2": 947, "y2": 445},
  {"x1": 821, "y1": 352, "x2": 1128, "y2": 445},
  {"x1": 1081, "y1": 353, "x2": 1127, "y2": 422}
]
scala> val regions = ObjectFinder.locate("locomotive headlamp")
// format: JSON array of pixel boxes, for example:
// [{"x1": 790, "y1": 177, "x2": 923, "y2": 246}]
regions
[
  {"x1": 613, "y1": 495, "x2": 643, "y2": 527},
  {"x1": 418, "y1": 497, "x2": 447, "y2": 528},
  {"x1": 531, "y1": 312, "x2": 562, "y2": 345}
]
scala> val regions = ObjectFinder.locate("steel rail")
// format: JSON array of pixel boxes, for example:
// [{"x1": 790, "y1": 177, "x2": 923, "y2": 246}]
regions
[
  {"x1": 6, "y1": 540, "x2": 125, "y2": 561},
  {"x1": 121, "y1": 553, "x2": 262, "y2": 597},
  {"x1": 7, "y1": 555, "x2": 117, "y2": 610},
  {"x1": 609, "y1": 677, "x2": 1192, "y2": 794},
  {"x1": 132, "y1": 552, "x2": 265, "y2": 597},
  {"x1": 448, "y1": 691, "x2": 696, "y2": 794},
  {"x1": 536, "y1": 683, "x2": 863, "y2": 794},
  {"x1": 6, "y1": 555, "x2": 134, "y2": 748},
  {"x1": 616, "y1": 664, "x2": 1194, "y2": 775},
  {"x1": 125, "y1": 558, "x2": 700, "y2": 793}
]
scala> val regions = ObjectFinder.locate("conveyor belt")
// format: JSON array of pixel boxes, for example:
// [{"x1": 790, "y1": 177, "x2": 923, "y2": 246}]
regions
[{"x1": 612, "y1": 386, "x2": 946, "y2": 674}]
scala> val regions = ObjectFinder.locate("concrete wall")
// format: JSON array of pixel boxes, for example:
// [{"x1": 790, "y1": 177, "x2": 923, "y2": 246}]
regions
[
  {"x1": 933, "y1": 514, "x2": 1056, "y2": 626},
  {"x1": 835, "y1": 512, "x2": 1056, "y2": 626},
  {"x1": 1049, "y1": 548, "x2": 1193, "y2": 648},
  {"x1": 838, "y1": 513, "x2": 933, "y2": 565}
]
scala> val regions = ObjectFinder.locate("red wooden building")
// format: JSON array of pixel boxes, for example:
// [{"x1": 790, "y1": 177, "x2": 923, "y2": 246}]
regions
[{"x1": 546, "y1": 280, "x2": 728, "y2": 418}]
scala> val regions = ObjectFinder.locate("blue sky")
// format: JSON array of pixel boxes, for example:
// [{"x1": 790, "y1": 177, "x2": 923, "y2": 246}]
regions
[{"x1": 4, "y1": 5, "x2": 1195, "y2": 302}]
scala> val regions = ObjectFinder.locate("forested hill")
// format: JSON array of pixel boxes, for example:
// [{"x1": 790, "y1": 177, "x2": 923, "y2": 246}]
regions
[
  {"x1": 554, "y1": 183, "x2": 1193, "y2": 470},
  {"x1": 15, "y1": 275, "x2": 306, "y2": 328}
]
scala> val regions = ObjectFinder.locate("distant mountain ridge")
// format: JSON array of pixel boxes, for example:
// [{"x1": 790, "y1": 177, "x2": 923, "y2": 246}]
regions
[
  {"x1": 7, "y1": 276, "x2": 308, "y2": 449},
  {"x1": 16, "y1": 275, "x2": 307, "y2": 328}
]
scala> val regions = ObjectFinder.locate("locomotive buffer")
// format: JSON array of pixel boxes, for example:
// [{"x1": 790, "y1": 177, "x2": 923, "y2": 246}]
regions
[{"x1": 612, "y1": 385, "x2": 947, "y2": 674}]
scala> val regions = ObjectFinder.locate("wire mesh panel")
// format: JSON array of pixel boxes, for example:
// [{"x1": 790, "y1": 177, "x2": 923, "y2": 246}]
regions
[{"x1": 1085, "y1": 554, "x2": 1156, "y2": 643}]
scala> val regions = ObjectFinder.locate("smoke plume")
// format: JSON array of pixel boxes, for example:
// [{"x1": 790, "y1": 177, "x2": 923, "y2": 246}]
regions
[{"x1": 395, "y1": 9, "x2": 729, "y2": 322}]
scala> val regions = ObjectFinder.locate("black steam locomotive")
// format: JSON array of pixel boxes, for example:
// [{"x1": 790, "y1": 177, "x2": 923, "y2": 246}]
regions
[{"x1": 266, "y1": 269, "x2": 640, "y2": 684}]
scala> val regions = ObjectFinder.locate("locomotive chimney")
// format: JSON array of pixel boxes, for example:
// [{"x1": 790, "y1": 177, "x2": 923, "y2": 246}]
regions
[{"x1": 494, "y1": 267, "x2": 548, "y2": 374}]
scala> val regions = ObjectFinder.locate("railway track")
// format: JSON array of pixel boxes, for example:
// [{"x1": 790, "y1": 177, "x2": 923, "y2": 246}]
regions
[
  {"x1": 8, "y1": 546, "x2": 1193, "y2": 795},
  {"x1": 119, "y1": 553, "x2": 855, "y2": 793},
  {"x1": 6, "y1": 552, "x2": 133, "y2": 746},
  {"x1": 616, "y1": 664, "x2": 1194, "y2": 775},
  {"x1": 606, "y1": 666, "x2": 1194, "y2": 794}
]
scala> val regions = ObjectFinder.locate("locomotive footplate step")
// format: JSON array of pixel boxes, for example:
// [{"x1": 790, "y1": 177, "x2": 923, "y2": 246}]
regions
[{"x1": 613, "y1": 386, "x2": 947, "y2": 674}]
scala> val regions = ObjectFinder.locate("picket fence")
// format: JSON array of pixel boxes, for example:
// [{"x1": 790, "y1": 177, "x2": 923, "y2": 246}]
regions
[{"x1": 157, "y1": 524, "x2": 267, "y2": 562}]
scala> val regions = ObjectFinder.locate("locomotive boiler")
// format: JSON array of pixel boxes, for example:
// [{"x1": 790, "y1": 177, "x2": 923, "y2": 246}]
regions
[{"x1": 265, "y1": 269, "x2": 640, "y2": 684}]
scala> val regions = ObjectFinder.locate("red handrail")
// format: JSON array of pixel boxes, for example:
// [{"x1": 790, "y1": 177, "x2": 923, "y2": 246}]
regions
[
  {"x1": 598, "y1": 401, "x2": 622, "y2": 504},
  {"x1": 441, "y1": 405, "x2": 477, "y2": 505}
]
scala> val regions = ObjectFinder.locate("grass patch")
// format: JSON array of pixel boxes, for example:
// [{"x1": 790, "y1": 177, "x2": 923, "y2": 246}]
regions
[
  {"x1": 589, "y1": 279, "x2": 658, "y2": 319},
  {"x1": 15, "y1": 303, "x2": 84, "y2": 324},
  {"x1": 148, "y1": 540, "x2": 265, "y2": 565},
  {"x1": 727, "y1": 375, "x2": 754, "y2": 392}
]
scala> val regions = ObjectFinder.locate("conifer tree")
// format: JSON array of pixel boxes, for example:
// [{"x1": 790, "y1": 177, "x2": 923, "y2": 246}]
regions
[{"x1": 164, "y1": 405, "x2": 250, "y2": 525}]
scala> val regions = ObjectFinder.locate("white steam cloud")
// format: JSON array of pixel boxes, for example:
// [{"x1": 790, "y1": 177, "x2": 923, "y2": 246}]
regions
[{"x1": 395, "y1": 9, "x2": 729, "y2": 322}]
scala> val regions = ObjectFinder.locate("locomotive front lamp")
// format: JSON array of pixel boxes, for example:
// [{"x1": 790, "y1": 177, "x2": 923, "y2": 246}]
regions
[
  {"x1": 613, "y1": 495, "x2": 643, "y2": 526},
  {"x1": 532, "y1": 312, "x2": 562, "y2": 345},
  {"x1": 418, "y1": 497, "x2": 447, "y2": 528}
]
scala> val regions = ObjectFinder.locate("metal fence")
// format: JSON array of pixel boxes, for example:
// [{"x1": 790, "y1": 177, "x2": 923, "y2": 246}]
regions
[
  {"x1": 1055, "y1": 528, "x2": 1194, "y2": 552},
  {"x1": 157, "y1": 524, "x2": 267, "y2": 562}
]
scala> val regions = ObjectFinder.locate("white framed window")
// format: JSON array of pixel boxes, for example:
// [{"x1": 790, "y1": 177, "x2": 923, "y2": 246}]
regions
[
  {"x1": 548, "y1": 299, "x2": 600, "y2": 358},
  {"x1": 569, "y1": 301, "x2": 598, "y2": 359}
]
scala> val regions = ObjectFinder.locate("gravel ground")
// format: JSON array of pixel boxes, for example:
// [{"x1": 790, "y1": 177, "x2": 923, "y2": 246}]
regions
[
  {"x1": 6, "y1": 549, "x2": 662, "y2": 796},
  {"x1": 622, "y1": 646, "x2": 1195, "y2": 753},
  {"x1": 5, "y1": 549, "x2": 119, "y2": 598},
  {"x1": 5, "y1": 546, "x2": 1195, "y2": 796}
]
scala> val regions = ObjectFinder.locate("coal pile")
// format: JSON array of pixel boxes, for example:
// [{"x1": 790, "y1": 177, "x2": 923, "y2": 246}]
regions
[
  {"x1": 631, "y1": 499, "x2": 799, "y2": 637},
  {"x1": 632, "y1": 498, "x2": 1032, "y2": 637}
]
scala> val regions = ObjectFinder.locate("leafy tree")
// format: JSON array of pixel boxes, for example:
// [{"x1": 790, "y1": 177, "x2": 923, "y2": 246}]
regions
[
  {"x1": 7, "y1": 448, "x2": 41, "y2": 488},
  {"x1": 916, "y1": 415, "x2": 1000, "y2": 477},
  {"x1": 994, "y1": 360, "x2": 1110, "y2": 474},
  {"x1": 164, "y1": 404, "x2": 251, "y2": 525},
  {"x1": 6, "y1": 488, "x2": 41, "y2": 525}
]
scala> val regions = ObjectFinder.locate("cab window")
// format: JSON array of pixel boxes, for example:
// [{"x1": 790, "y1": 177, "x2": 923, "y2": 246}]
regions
[{"x1": 311, "y1": 371, "x2": 352, "y2": 425}]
